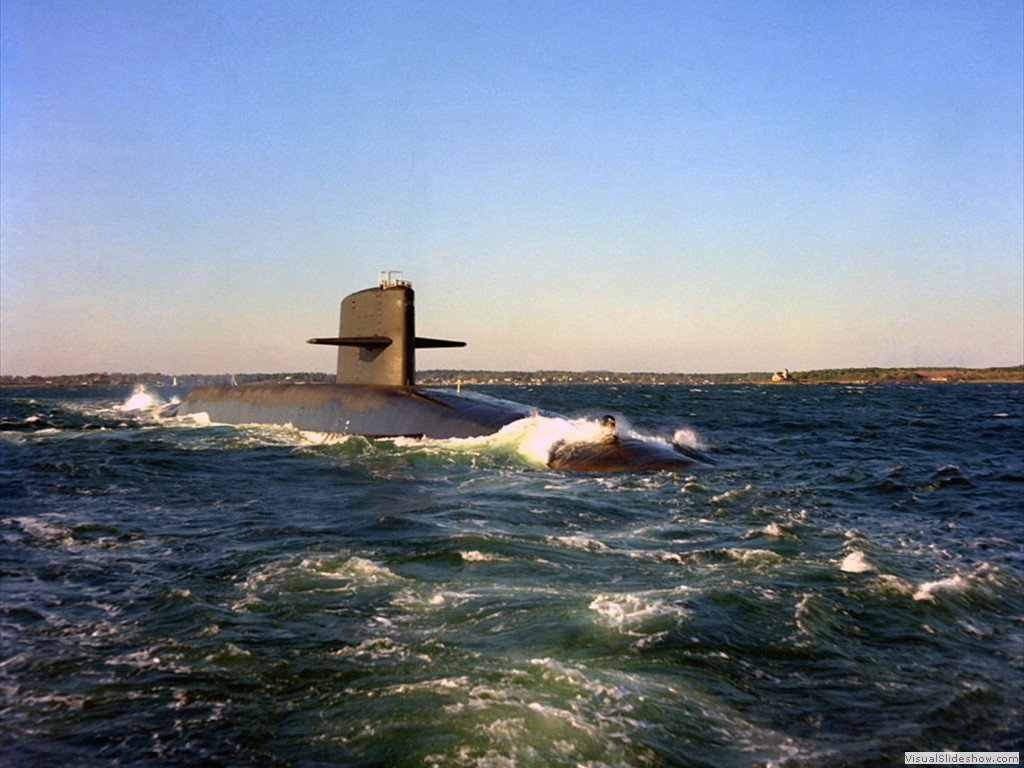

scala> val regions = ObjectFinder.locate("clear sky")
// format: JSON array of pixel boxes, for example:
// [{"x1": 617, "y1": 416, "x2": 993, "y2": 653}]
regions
[{"x1": 2, "y1": 0, "x2": 1022, "y2": 376}]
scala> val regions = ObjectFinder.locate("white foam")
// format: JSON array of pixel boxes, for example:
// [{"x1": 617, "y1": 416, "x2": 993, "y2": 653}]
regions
[
  {"x1": 7, "y1": 516, "x2": 71, "y2": 544},
  {"x1": 528, "y1": 658, "x2": 628, "y2": 701},
  {"x1": 392, "y1": 584, "x2": 481, "y2": 612},
  {"x1": 233, "y1": 555, "x2": 403, "y2": 610},
  {"x1": 105, "y1": 647, "x2": 165, "y2": 669},
  {"x1": 563, "y1": 534, "x2": 610, "y2": 550},
  {"x1": 121, "y1": 385, "x2": 164, "y2": 411},
  {"x1": 913, "y1": 574, "x2": 969, "y2": 601},
  {"x1": 307, "y1": 555, "x2": 400, "y2": 584},
  {"x1": 493, "y1": 415, "x2": 610, "y2": 467},
  {"x1": 724, "y1": 548, "x2": 783, "y2": 564},
  {"x1": 417, "y1": 660, "x2": 666, "y2": 768},
  {"x1": 867, "y1": 571, "x2": 978, "y2": 603},
  {"x1": 794, "y1": 593, "x2": 816, "y2": 635},
  {"x1": 873, "y1": 574, "x2": 913, "y2": 595},
  {"x1": 672, "y1": 426, "x2": 707, "y2": 451},
  {"x1": 425, "y1": 413, "x2": 700, "y2": 469},
  {"x1": 589, "y1": 593, "x2": 689, "y2": 631},
  {"x1": 327, "y1": 413, "x2": 584, "y2": 467},
  {"x1": 743, "y1": 522, "x2": 793, "y2": 539},
  {"x1": 335, "y1": 637, "x2": 429, "y2": 662},
  {"x1": 459, "y1": 550, "x2": 509, "y2": 563},
  {"x1": 297, "y1": 430, "x2": 360, "y2": 446},
  {"x1": 626, "y1": 549, "x2": 686, "y2": 565},
  {"x1": 710, "y1": 485, "x2": 753, "y2": 503},
  {"x1": 840, "y1": 550, "x2": 874, "y2": 573},
  {"x1": 382, "y1": 676, "x2": 471, "y2": 696}
]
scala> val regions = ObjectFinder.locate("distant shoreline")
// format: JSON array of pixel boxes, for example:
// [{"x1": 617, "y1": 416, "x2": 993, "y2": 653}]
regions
[{"x1": 2, "y1": 366, "x2": 1022, "y2": 388}]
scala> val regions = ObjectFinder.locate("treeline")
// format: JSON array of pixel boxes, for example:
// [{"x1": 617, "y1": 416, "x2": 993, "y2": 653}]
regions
[
  {"x1": 788, "y1": 366, "x2": 1024, "y2": 384},
  {"x1": 417, "y1": 370, "x2": 768, "y2": 385},
  {"x1": 0, "y1": 372, "x2": 331, "y2": 387},
  {"x1": 419, "y1": 367, "x2": 1024, "y2": 385},
  {"x1": 2, "y1": 366, "x2": 1021, "y2": 388}
]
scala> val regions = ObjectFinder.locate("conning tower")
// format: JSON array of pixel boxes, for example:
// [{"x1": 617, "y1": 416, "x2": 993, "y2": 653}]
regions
[{"x1": 307, "y1": 271, "x2": 464, "y2": 386}]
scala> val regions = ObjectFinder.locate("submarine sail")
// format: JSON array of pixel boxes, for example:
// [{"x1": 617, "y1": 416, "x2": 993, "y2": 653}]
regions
[{"x1": 306, "y1": 272, "x2": 466, "y2": 387}]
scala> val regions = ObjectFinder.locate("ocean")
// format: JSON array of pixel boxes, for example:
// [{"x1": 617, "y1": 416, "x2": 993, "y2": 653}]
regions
[{"x1": 1, "y1": 383, "x2": 1022, "y2": 767}]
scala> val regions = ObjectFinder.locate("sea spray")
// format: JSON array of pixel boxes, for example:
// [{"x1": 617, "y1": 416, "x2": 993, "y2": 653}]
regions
[
  {"x1": 394, "y1": 414, "x2": 709, "y2": 469},
  {"x1": 120, "y1": 384, "x2": 164, "y2": 411}
]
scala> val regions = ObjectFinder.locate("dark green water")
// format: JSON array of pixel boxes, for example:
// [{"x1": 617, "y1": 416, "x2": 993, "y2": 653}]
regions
[{"x1": 2, "y1": 383, "x2": 1022, "y2": 766}]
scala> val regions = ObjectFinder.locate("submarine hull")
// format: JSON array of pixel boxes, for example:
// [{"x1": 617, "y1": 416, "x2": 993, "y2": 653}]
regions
[
  {"x1": 177, "y1": 383, "x2": 536, "y2": 438},
  {"x1": 176, "y1": 384, "x2": 707, "y2": 472}
]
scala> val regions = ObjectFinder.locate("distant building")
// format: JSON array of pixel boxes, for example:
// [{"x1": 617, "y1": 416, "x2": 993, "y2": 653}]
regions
[{"x1": 772, "y1": 368, "x2": 791, "y2": 382}]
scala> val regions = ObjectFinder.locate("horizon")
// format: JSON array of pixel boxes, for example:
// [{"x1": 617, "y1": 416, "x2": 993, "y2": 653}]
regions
[
  {"x1": 2, "y1": 1, "x2": 1022, "y2": 376},
  {"x1": 4, "y1": 363, "x2": 1022, "y2": 381}
]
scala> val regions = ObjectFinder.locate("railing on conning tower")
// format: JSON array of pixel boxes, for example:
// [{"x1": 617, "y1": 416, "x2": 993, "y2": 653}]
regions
[{"x1": 378, "y1": 270, "x2": 410, "y2": 288}]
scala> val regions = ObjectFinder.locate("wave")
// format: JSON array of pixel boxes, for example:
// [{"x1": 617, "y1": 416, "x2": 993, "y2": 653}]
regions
[
  {"x1": 912, "y1": 573, "x2": 971, "y2": 601},
  {"x1": 232, "y1": 554, "x2": 406, "y2": 611},
  {"x1": 414, "y1": 414, "x2": 617, "y2": 467},
  {"x1": 301, "y1": 413, "x2": 711, "y2": 471},
  {"x1": 840, "y1": 550, "x2": 874, "y2": 573},
  {"x1": 0, "y1": 385, "x2": 180, "y2": 434},
  {"x1": 588, "y1": 592, "x2": 690, "y2": 633}
]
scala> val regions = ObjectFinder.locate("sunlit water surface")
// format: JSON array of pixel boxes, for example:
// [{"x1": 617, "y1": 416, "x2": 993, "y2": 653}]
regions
[{"x1": 2, "y1": 383, "x2": 1022, "y2": 767}]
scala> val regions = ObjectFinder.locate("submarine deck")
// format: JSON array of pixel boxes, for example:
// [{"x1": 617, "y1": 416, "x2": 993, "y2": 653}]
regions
[{"x1": 177, "y1": 382, "x2": 538, "y2": 439}]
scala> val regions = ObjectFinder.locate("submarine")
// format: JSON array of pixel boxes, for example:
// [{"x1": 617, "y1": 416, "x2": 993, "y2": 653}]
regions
[{"x1": 169, "y1": 272, "x2": 709, "y2": 472}]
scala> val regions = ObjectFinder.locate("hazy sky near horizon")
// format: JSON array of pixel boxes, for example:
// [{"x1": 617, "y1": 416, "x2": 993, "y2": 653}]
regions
[{"x1": 2, "y1": 0, "x2": 1022, "y2": 376}]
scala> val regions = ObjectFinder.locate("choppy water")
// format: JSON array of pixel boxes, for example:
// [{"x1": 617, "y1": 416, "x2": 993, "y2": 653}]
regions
[{"x1": 2, "y1": 383, "x2": 1022, "y2": 767}]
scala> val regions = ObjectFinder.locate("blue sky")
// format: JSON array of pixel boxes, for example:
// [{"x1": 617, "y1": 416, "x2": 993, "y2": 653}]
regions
[{"x1": 2, "y1": 0, "x2": 1021, "y2": 375}]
